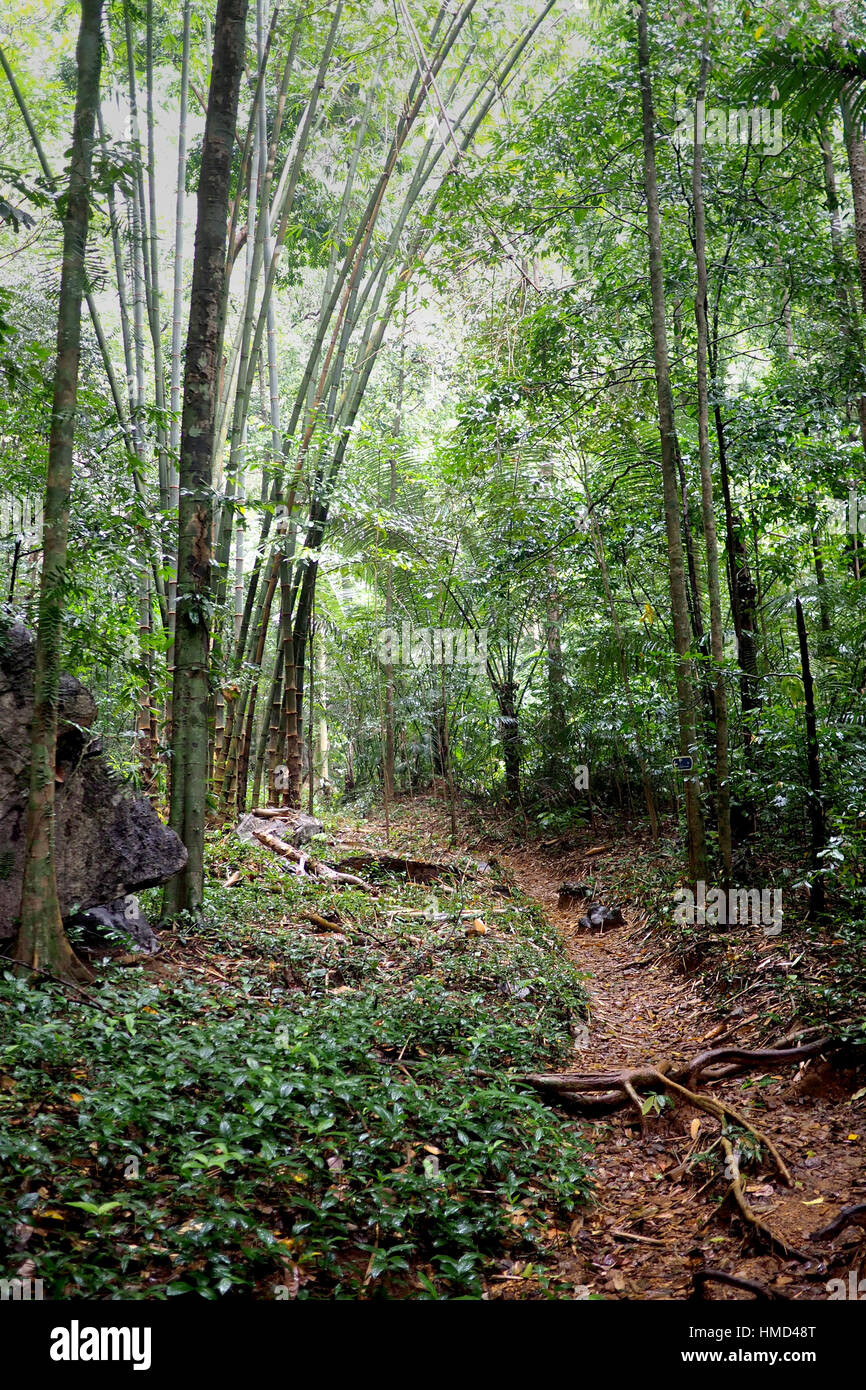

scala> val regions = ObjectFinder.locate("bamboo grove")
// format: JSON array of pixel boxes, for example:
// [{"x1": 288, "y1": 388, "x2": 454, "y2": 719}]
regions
[{"x1": 2, "y1": 0, "x2": 866, "y2": 941}]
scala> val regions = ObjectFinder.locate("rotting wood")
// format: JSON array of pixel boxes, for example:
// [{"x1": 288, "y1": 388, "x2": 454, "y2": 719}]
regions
[
  {"x1": 252, "y1": 829, "x2": 376, "y2": 890},
  {"x1": 335, "y1": 852, "x2": 456, "y2": 884}
]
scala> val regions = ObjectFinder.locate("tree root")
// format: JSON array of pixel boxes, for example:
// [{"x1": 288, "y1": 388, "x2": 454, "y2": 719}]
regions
[
  {"x1": 522, "y1": 1037, "x2": 841, "y2": 1190},
  {"x1": 521, "y1": 1033, "x2": 858, "y2": 1263},
  {"x1": 523, "y1": 1036, "x2": 831, "y2": 1101},
  {"x1": 664, "y1": 1074, "x2": 792, "y2": 1184},
  {"x1": 719, "y1": 1138, "x2": 809, "y2": 1261},
  {"x1": 691, "y1": 1268, "x2": 790, "y2": 1300},
  {"x1": 684, "y1": 1040, "x2": 831, "y2": 1086},
  {"x1": 623, "y1": 1078, "x2": 647, "y2": 1133},
  {"x1": 524, "y1": 1063, "x2": 794, "y2": 1182},
  {"x1": 809, "y1": 1204, "x2": 866, "y2": 1241}
]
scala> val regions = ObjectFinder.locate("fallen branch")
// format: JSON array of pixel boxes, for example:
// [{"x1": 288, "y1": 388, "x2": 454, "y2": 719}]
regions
[
  {"x1": 254, "y1": 829, "x2": 302, "y2": 859},
  {"x1": 1, "y1": 955, "x2": 103, "y2": 1006},
  {"x1": 294, "y1": 908, "x2": 391, "y2": 949},
  {"x1": 315, "y1": 861, "x2": 376, "y2": 889},
  {"x1": 611, "y1": 1228, "x2": 666, "y2": 1248},
  {"x1": 696, "y1": 1013, "x2": 760, "y2": 1046},
  {"x1": 253, "y1": 830, "x2": 376, "y2": 890},
  {"x1": 301, "y1": 910, "x2": 345, "y2": 934}
]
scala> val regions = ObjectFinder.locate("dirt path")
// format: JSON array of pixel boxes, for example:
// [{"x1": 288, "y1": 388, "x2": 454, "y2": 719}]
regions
[
  {"x1": 498, "y1": 839, "x2": 866, "y2": 1301},
  {"x1": 341, "y1": 797, "x2": 866, "y2": 1300}
]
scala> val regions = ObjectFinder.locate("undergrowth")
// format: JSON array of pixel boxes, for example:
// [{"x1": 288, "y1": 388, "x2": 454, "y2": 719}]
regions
[{"x1": 0, "y1": 832, "x2": 591, "y2": 1300}]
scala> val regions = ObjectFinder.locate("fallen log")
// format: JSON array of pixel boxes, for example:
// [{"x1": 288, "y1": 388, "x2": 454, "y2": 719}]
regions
[
  {"x1": 252, "y1": 831, "x2": 376, "y2": 890},
  {"x1": 335, "y1": 853, "x2": 454, "y2": 884}
]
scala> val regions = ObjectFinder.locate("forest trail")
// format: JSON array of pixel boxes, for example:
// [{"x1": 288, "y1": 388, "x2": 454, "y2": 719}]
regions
[
  {"x1": 346, "y1": 798, "x2": 866, "y2": 1300},
  {"x1": 498, "y1": 842, "x2": 866, "y2": 1300}
]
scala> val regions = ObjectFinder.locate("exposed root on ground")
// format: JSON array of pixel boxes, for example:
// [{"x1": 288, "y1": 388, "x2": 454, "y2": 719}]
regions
[
  {"x1": 719, "y1": 1137, "x2": 808, "y2": 1260},
  {"x1": 522, "y1": 1036, "x2": 832, "y2": 1109},
  {"x1": 342, "y1": 799, "x2": 866, "y2": 1299},
  {"x1": 525, "y1": 1055, "x2": 800, "y2": 1183},
  {"x1": 809, "y1": 1204, "x2": 866, "y2": 1241},
  {"x1": 691, "y1": 1268, "x2": 790, "y2": 1300}
]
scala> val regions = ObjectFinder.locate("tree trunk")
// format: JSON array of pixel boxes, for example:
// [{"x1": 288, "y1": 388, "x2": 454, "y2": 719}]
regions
[
  {"x1": 278, "y1": 566, "x2": 302, "y2": 809},
  {"x1": 841, "y1": 93, "x2": 866, "y2": 314},
  {"x1": 676, "y1": 441, "x2": 704, "y2": 644},
  {"x1": 317, "y1": 639, "x2": 329, "y2": 788},
  {"x1": 584, "y1": 479, "x2": 659, "y2": 840},
  {"x1": 164, "y1": 0, "x2": 249, "y2": 918},
  {"x1": 732, "y1": 518, "x2": 761, "y2": 739},
  {"x1": 795, "y1": 598, "x2": 826, "y2": 918},
  {"x1": 541, "y1": 458, "x2": 568, "y2": 786},
  {"x1": 497, "y1": 682, "x2": 520, "y2": 805},
  {"x1": 307, "y1": 599, "x2": 316, "y2": 816},
  {"x1": 136, "y1": 567, "x2": 156, "y2": 797},
  {"x1": 692, "y1": 9, "x2": 731, "y2": 881},
  {"x1": 383, "y1": 346, "x2": 404, "y2": 807},
  {"x1": 439, "y1": 659, "x2": 458, "y2": 843},
  {"x1": 811, "y1": 522, "x2": 831, "y2": 633},
  {"x1": 636, "y1": 0, "x2": 706, "y2": 881},
  {"x1": 15, "y1": 0, "x2": 104, "y2": 981},
  {"x1": 166, "y1": 0, "x2": 191, "y2": 747},
  {"x1": 820, "y1": 126, "x2": 866, "y2": 463}
]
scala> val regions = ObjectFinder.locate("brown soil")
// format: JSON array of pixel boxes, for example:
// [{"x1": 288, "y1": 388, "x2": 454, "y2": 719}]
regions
[{"x1": 347, "y1": 794, "x2": 866, "y2": 1301}]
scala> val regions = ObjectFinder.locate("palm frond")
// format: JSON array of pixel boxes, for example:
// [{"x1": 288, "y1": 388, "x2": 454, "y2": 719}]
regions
[{"x1": 734, "y1": 41, "x2": 866, "y2": 130}]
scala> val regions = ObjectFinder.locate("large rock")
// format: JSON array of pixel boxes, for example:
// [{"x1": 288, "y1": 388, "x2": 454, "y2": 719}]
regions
[
  {"x1": 0, "y1": 623, "x2": 187, "y2": 934},
  {"x1": 70, "y1": 897, "x2": 160, "y2": 953}
]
